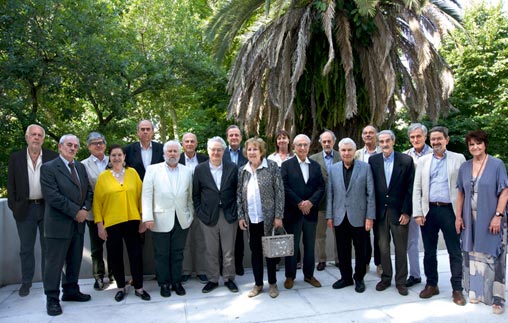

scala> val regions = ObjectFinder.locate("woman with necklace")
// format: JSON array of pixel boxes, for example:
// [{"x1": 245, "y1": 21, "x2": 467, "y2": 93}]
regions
[
  {"x1": 456, "y1": 130, "x2": 508, "y2": 314},
  {"x1": 93, "y1": 144, "x2": 151, "y2": 302}
]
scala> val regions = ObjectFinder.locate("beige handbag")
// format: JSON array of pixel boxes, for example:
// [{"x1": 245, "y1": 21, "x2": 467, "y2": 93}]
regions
[{"x1": 261, "y1": 227, "x2": 294, "y2": 258}]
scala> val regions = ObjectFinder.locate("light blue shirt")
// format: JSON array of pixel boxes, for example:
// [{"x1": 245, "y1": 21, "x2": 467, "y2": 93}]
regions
[
  {"x1": 229, "y1": 146, "x2": 240, "y2": 165},
  {"x1": 140, "y1": 142, "x2": 153, "y2": 171},
  {"x1": 429, "y1": 151, "x2": 451, "y2": 203},
  {"x1": 323, "y1": 151, "x2": 334, "y2": 173},
  {"x1": 383, "y1": 151, "x2": 394, "y2": 187}
]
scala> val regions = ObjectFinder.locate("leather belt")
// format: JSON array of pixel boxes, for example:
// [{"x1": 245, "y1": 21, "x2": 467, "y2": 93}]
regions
[
  {"x1": 28, "y1": 199, "x2": 44, "y2": 204},
  {"x1": 429, "y1": 202, "x2": 451, "y2": 207}
]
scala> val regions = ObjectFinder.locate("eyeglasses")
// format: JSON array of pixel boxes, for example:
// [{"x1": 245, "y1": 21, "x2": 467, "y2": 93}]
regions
[{"x1": 90, "y1": 141, "x2": 105, "y2": 146}]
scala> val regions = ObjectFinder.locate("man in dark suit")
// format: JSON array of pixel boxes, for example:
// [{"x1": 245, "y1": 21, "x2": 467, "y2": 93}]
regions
[
  {"x1": 7, "y1": 124, "x2": 58, "y2": 297},
  {"x1": 222, "y1": 125, "x2": 247, "y2": 275},
  {"x1": 179, "y1": 132, "x2": 209, "y2": 284},
  {"x1": 369, "y1": 130, "x2": 414, "y2": 296},
  {"x1": 124, "y1": 119, "x2": 164, "y2": 180},
  {"x1": 193, "y1": 136, "x2": 239, "y2": 294},
  {"x1": 40, "y1": 134, "x2": 93, "y2": 316},
  {"x1": 282, "y1": 134, "x2": 325, "y2": 289}
]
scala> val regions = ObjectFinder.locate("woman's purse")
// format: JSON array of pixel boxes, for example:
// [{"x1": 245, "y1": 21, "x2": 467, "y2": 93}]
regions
[{"x1": 262, "y1": 227, "x2": 294, "y2": 258}]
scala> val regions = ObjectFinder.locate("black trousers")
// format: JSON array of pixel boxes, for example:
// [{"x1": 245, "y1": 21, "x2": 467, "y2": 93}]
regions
[
  {"x1": 152, "y1": 217, "x2": 189, "y2": 285},
  {"x1": 248, "y1": 222, "x2": 277, "y2": 286},
  {"x1": 334, "y1": 216, "x2": 368, "y2": 282},
  {"x1": 106, "y1": 220, "x2": 143, "y2": 289},
  {"x1": 86, "y1": 220, "x2": 112, "y2": 280},
  {"x1": 284, "y1": 216, "x2": 317, "y2": 280}
]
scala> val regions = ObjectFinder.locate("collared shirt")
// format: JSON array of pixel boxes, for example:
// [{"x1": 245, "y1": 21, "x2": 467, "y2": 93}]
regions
[
  {"x1": 383, "y1": 151, "x2": 394, "y2": 187},
  {"x1": 298, "y1": 157, "x2": 311, "y2": 184},
  {"x1": 91, "y1": 154, "x2": 108, "y2": 172},
  {"x1": 209, "y1": 161, "x2": 223, "y2": 190},
  {"x1": 323, "y1": 150, "x2": 334, "y2": 173},
  {"x1": 60, "y1": 155, "x2": 81, "y2": 182},
  {"x1": 343, "y1": 160, "x2": 355, "y2": 190},
  {"x1": 184, "y1": 153, "x2": 199, "y2": 173},
  {"x1": 406, "y1": 144, "x2": 432, "y2": 162},
  {"x1": 228, "y1": 146, "x2": 240, "y2": 165},
  {"x1": 245, "y1": 159, "x2": 268, "y2": 223},
  {"x1": 164, "y1": 162, "x2": 179, "y2": 192},
  {"x1": 361, "y1": 147, "x2": 378, "y2": 162},
  {"x1": 26, "y1": 149, "x2": 43, "y2": 199},
  {"x1": 267, "y1": 153, "x2": 294, "y2": 167},
  {"x1": 140, "y1": 142, "x2": 153, "y2": 171},
  {"x1": 429, "y1": 151, "x2": 450, "y2": 203}
]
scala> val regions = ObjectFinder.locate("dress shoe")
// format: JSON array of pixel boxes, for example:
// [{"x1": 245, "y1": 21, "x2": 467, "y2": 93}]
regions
[
  {"x1": 160, "y1": 284, "x2": 171, "y2": 298},
  {"x1": 181, "y1": 275, "x2": 190, "y2": 283},
  {"x1": 284, "y1": 277, "x2": 294, "y2": 289},
  {"x1": 332, "y1": 279, "x2": 354, "y2": 289},
  {"x1": 236, "y1": 267, "x2": 245, "y2": 276},
  {"x1": 296, "y1": 262, "x2": 302, "y2": 269},
  {"x1": 396, "y1": 284, "x2": 408, "y2": 296},
  {"x1": 61, "y1": 291, "x2": 91, "y2": 302},
  {"x1": 419, "y1": 285, "x2": 440, "y2": 299},
  {"x1": 202, "y1": 282, "x2": 219, "y2": 293},
  {"x1": 269, "y1": 284, "x2": 279, "y2": 298},
  {"x1": 375, "y1": 280, "x2": 391, "y2": 291},
  {"x1": 19, "y1": 283, "x2": 31, "y2": 297},
  {"x1": 248, "y1": 284, "x2": 263, "y2": 298},
  {"x1": 94, "y1": 278, "x2": 105, "y2": 291},
  {"x1": 355, "y1": 280, "x2": 366, "y2": 293},
  {"x1": 114, "y1": 290, "x2": 125, "y2": 302},
  {"x1": 172, "y1": 283, "x2": 186, "y2": 296},
  {"x1": 225, "y1": 280, "x2": 239, "y2": 293},
  {"x1": 135, "y1": 289, "x2": 151, "y2": 301},
  {"x1": 405, "y1": 276, "x2": 421, "y2": 287},
  {"x1": 304, "y1": 276, "x2": 322, "y2": 288},
  {"x1": 316, "y1": 262, "x2": 326, "y2": 271},
  {"x1": 452, "y1": 290, "x2": 466, "y2": 306},
  {"x1": 46, "y1": 299, "x2": 62, "y2": 316},
  {"x1": 197, "y1": 274, "x2": 208, "y2": 284}
]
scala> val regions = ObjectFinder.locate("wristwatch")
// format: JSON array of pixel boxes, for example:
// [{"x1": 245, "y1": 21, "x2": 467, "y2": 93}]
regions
[{"x1": 495, "y1": 212, "x2": 503, "y2": 218}]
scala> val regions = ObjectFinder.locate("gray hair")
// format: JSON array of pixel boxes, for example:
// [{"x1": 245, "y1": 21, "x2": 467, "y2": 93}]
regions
[
  {"x1": 137, "y1": 119, "x2": 154, "y2": 130},
  {"x1": 378, "y1": 130, "x2": 396, "y2": 142},
  {"x1": 59, "y1": 134, "x2": 79, "y2": 146},
  {"x1": 429, "y1": 126, "x2": 449, "y2": 138},
  {"x1": 293, "y1": 134, "x2": 311, "y2": 145},
  {"x1": 207, "y1": 136, "x2": 227, "y2": 150},
  {"x1": 407, "y1": 123, "x2": 428, "y2": 137},
  {"x1": 87, "y1": 132, "x2": 106, "y2": 145},
  {"x1": 181, "y1": 132, "x2": 197, "y2": 142},
  {"x1": 163, "y1": 140, "x2": 182, "y2": 152},
  {"x1": 25, "y1": 124, "x2": 45, "y2": 139},
  {"x1": 338, "y1": 137, "x2": 357, "y2": 150},
  {"x1": 319, "y1": 130, "x2": 336, "y2": 143}
]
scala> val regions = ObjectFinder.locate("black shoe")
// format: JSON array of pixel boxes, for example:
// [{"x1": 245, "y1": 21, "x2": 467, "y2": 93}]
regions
[
  {"x1": 202, "y1": 282, "x2": 219, "y2": 293},
  {"x1": 172, "y1": 282, "x2": 186, "y2": 296},
  {"x1": 19, "y1": 283, "x2": 31, "y2": 297},
  {"x1": 114, "y1": 290, "x2": 125, "y2": 302},
  {"x1": 197, "y1": 274, "x2": 208, "y2": 284},
  {"x1": 46, "y1": 299, "x2": 62, "y2": 316},
  {"x1": 236, "y1": 267, "x2": 244, "y2": 276},
  {"x1": 332, "y1": 279, "x2": 354, "y2": 289},
  {"x1": 355, "y1": 280, "x2": 366, "y2": 293},
  {"x1": 316, "y1": 262, "x2": 326, "y2": 271},
  {"x1": 224, "y1": 280, "x2": 239, "y2": 293},
  {"x1": 160, "y1": 284, "x2": 171, "y2": 298},
  {"x1": 406, "y1": 276, "x2": 422, "y2": 287},
  {"x1": 181, "y1": 275, "x2": 190, "y2": 283},
  {"x1": 135, "y1": 290, "x2": 151, "y2": 301},
  {"x1": 94, "y1": 278, "x2": 105, "y2": 291},
  {"x1": 61, "y1": 291, "x2": 91, "y2": 302}
]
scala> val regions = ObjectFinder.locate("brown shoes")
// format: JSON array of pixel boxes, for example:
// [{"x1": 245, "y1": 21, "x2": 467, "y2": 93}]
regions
[
  {"x1": 304, "y1": 276, "x2": 322, "y2": 288},
  {"x1": 316, "y1": 262, "x2": 326, "y2": 271},
  {"x1": 284, "y1": 277, "x2": 294, "y2": 289},
  {"x1": 396, "y1": 284, "x2": 408, "y2": 296},
  {"x1": 419, "y1": 285, "x2": 440, "y2": 299},
  {"x1": 452, "y1": 290, "x2": 466, "y2": 306},
  {"x1": 375, "y1": 280, "x2": 391, "y2": 291}
]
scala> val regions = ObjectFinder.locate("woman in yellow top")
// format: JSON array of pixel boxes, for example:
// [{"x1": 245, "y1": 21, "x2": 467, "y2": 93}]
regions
[{"x1": 93, "y1": 144, "x2": 150, "y2": 302}]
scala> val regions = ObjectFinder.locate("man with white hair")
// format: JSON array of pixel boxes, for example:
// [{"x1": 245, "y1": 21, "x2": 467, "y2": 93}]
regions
[{"x1": 143, "y1": 140, "x2": 194, "y2": 297}]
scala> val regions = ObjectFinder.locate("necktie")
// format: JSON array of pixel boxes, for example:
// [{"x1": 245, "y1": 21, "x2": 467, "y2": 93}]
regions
[{"x1": 69, "y1": 162, "x2": 83, "y2": 201}]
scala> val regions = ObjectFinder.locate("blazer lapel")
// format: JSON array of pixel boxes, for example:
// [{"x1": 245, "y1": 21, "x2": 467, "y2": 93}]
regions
[{"x1": 347, "y1": 163, "x2": 359, "y2": 192}]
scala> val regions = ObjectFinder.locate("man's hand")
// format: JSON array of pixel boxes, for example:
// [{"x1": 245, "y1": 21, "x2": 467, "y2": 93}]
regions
[
  {"x1": 415, "y1": 216, "x2": 425, "y2": 226},
  {"x1": 399, "y1": 213, "x2": 410, "y2": 225},
  {"x1": 365, "y1": 219, "x2": 373, "y2": 231},
  {"x1": 75, "y1": 209, "x2": 87, "y2": 223},
  {"x1": 144, "y1": 221, "x2": 155, "y2": 231}
]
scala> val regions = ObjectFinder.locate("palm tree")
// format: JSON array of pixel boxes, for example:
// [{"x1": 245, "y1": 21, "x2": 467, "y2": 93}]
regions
[{"x1": 207, "y1": 0, "x2": 463, "y2": 141}]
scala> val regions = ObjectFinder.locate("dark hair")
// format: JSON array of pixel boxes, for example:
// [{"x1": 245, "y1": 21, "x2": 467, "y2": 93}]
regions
[
  {"x1": 107, "y1": 144, "x2": 128, "y2": 169},
  {"x1": 429, "y1": 126, "x2": 449, "y2": 138},
  {"x1": 465, "y1": 130, "x2": 489, "y2": 151},
  {"x1": 274, "y1": 130, "x2": 292, "y2": 154}
]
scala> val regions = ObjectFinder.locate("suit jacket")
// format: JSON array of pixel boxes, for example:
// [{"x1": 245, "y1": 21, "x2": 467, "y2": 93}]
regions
[
  {"x1": 193, "y1": 161, "x2": 238, "y2": 226},
  {"x1": 310, "y1": 150, "x2": 341, "y2": 211},
  {"x1": 142, "y1": 162, "x2": 194, "y2": 232},
  {"x1": 413, "y1": 150, "x2": 465, "y2": 217},
  {"x1": 281, "y1": 156, "x2": 325, "y2": 222},
  {"x1": 326, "y1": 160, "x2": 376, "y2": 227},
  {"x1": 369, "y1": 151, "x2": 414, "y2": 225},
  {"x1": 40, "y1": 157, "x2": 93, "y2": 238},
  {"x1": 81, "y1": 154, "x2": 109, "y2": 221},
  {"x1": 124, "y1": 141, "x2": 164, "y2": 180},
  {"x1": 7, "y1": 148, "x2": 59, "y2": 221},
  {"x1": 223, "y1": 145, "x2": 247, "y2": 167},
  {"x1": 178, "y1": 152, "x2": 208, "y2": 165}
]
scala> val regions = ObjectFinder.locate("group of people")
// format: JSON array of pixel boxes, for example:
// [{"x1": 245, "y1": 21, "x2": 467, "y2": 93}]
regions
[{"x1": 7, "y1": 121, "x2": 507, "y2": 316}]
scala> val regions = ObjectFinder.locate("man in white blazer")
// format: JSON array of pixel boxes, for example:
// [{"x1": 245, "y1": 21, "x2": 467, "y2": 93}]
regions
[
  {"x1": 142, "y1": 140, "x2": 194, "y2": 298},
  {"x1": 413, "y1": 126, "x2": 466, "y2": 306}
]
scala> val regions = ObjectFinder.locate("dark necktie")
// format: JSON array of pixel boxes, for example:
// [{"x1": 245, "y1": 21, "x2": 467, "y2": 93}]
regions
[{"x1": 68, "y1": 162, "x2": 83, "y2": 201}]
